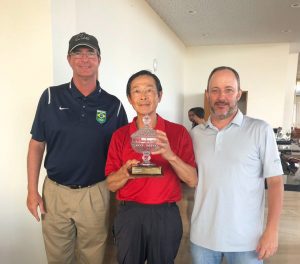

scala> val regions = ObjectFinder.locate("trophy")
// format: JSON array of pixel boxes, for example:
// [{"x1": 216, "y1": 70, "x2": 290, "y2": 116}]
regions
[{"x1": 130, "y1": 115, "x2": 163, "y2": 176}]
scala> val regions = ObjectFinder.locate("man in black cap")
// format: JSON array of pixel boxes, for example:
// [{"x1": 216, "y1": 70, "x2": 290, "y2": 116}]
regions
[{"x1": 26, "y1": 32, "x2": 128, "y2": 263}]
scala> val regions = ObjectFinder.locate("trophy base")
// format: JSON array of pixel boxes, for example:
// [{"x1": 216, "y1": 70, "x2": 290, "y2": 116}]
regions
[{"x1": 130, "y1": 165, "x2": 163, "y2": 177}]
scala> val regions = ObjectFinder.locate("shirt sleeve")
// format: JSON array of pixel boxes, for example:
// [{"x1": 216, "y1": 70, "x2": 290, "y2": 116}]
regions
[
  {"x1": 176, "y1": 126, "x2": 197, "y2": 168},
  {"x1": 30, "y1": 89, "x2": 49, "y2": 142},
  {"x1": 260, "y1": 123, "x2": 283, "y2": 178},
  {"x1": 105, "y1": 128, "x2": 126, "y2": 176}
]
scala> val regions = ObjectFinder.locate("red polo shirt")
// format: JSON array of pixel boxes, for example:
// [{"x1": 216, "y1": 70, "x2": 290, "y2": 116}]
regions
[{"x1": 105, "y1": 115, "x2": 196, "y2": 204}]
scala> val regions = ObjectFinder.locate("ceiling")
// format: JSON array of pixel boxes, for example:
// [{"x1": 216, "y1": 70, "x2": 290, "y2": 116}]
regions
[{"x1": 145, "y1": 0, "x2": 300, "y2": 79}]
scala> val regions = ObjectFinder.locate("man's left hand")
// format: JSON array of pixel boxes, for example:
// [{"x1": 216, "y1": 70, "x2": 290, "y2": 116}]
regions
[
  {"x1": 256, "y1": 229, "x2": 278, "y2": 260},
  {"x1": 151, "y1": 130, "x2": 175, "y2": 161}
]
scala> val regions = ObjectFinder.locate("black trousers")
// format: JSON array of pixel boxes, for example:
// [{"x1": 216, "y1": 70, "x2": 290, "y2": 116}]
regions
[{"x1": 113, "y1": 201, "x2": 183, "y2": 264}]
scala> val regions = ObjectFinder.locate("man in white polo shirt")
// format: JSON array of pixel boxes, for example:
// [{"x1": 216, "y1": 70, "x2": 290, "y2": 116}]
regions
[{"x1": 190, "y1": 66, "x2": 283, "y2": 264}]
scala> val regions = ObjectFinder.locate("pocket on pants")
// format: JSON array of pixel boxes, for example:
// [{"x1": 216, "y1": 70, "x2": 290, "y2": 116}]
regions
[
  {"x1": 91, "y1": 181, "x2": 110, "y2": 212},
  {"x1": 42, "y1": 177, "x2": 57, "y2": 214}
]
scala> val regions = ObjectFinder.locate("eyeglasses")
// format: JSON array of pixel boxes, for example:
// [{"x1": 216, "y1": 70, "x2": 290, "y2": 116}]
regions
[{"x1": 70, "y1": 51, "x2": 98, "y2": 59}]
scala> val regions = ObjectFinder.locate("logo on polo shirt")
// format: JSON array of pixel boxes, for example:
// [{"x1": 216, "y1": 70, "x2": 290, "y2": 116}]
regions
[{"x1": 96, "y1": 110, "x2": 106, "y2": 124}]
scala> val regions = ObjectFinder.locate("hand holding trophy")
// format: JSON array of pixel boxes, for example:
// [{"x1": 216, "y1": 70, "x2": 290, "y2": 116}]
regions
[{"x1": 130, "y1": 114, "x2": 162, "y2": 176}]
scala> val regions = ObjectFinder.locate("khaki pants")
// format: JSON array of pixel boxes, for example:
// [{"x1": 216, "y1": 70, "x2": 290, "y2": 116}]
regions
[{"x1": 42, "y1": 177, "x2": 110, "y2": 264}]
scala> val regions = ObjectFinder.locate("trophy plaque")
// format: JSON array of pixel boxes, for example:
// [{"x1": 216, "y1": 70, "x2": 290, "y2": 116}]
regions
[{"x1": 130, "y1": 115, "x2": 163, "y2": 176}]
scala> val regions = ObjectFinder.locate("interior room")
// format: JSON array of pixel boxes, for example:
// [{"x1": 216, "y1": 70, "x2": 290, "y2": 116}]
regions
[{"x1": 1, "y1": 0, "x2": 300, "y2": 263}]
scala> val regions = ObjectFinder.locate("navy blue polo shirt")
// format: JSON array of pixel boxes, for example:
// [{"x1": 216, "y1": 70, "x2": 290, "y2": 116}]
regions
[{"x1": 31, "y1": 80, "x2": 128, "y2": 186}]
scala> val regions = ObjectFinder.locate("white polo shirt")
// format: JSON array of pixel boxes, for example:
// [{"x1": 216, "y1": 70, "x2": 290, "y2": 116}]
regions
[{"x1": 190, "y1": 110, "x2": 283, "y2": 252}]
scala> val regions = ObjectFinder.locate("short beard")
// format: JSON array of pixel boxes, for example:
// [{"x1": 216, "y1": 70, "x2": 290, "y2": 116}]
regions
[{"x1": 210, "y1": 103, "x2": 238, "y2": 120}]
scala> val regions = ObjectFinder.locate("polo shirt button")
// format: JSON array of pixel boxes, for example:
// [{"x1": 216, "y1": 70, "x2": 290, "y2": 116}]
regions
[
  {"x1": 81, "y1": 114, "x2": 85, "y2": 117},
  {"x1": 83, "y1": 105, "x2": 86, "y2": 108}
]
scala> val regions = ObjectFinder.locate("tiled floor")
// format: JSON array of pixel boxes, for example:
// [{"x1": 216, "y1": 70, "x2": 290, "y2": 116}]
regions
[{"x1": 105, "y1": 184, "x2": 300, "y2": 264}]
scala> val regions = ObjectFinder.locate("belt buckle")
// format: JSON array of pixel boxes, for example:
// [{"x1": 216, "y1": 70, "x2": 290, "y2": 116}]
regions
[{"x1": 68, "y1": 185, "x2": 82, "y2": 189}]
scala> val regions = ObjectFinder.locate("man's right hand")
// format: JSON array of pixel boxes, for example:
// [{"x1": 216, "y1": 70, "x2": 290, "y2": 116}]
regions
[
  {"x1": 106, "y1": 159, "x2": 139, "y2": 192},
  {"x1": 27, "y1": 192, "x2": 46, "y2": 222},
  {"x1": 27, "y1": 139, "x2": 46, "y2": 221}
]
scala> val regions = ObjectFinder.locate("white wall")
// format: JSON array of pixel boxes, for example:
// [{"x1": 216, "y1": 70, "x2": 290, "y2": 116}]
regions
[
  {"x1": 0, "y1": 0, "x2": 52, "y2": 263},
  {"x1": 295, "y1": 96, "x2": 300, "y2": 127},
  {"x1": 283, "y1": 53, "x2": 299, "y2": 129},
  {"x1": 51, "y1": 0, "x2": 186, "y2": 122},
  {"x1": 183, "y1": 44, "x2": 298, "y2": 129}
]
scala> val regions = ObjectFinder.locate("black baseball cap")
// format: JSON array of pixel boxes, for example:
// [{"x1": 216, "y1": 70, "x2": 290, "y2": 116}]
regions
[{"x1": 68, "y1": 32, "x2": 100, "y2": 54}]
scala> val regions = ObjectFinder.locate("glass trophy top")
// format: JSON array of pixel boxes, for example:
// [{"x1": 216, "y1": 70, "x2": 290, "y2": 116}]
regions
[
  {"x1": 131, "y1": 115, "x2": 159, "y2": 155},
  {"x1": 130, "y1": 115, "x2": 162, "y2": 175}
]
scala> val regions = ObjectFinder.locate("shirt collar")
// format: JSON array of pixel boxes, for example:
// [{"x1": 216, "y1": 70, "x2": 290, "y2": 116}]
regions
[
  {"x1": 231, "y1": 109, "x2": 244, "y2": 126},
  {"x1": 129, "y1": 114, "x2": 165, "y2": 134},
  {"x1": 69, "y1": 79, "x2": 102, "y2": 99}
]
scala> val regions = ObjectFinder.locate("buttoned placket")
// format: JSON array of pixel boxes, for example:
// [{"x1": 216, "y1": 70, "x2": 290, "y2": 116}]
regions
[
  {"x1": 215, "y1": 130, "x2": 223, "y2": 153},
  {"x1": 80, "y1": 97, "x2": 87, "y2": 120}
]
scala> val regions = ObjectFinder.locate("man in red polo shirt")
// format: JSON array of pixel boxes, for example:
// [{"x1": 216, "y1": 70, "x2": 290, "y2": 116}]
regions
[{"x1": 105, "y1": 70, "x2": 198, "y2": 264}]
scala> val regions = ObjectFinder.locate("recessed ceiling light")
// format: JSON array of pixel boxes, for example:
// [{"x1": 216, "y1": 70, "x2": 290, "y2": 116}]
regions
[
  {"x1": 291, "y1": 3, "x2": 300, "y2": 8},
  {"x1": 188, "y1": 10, "x2": 197, "y2": 14}
]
